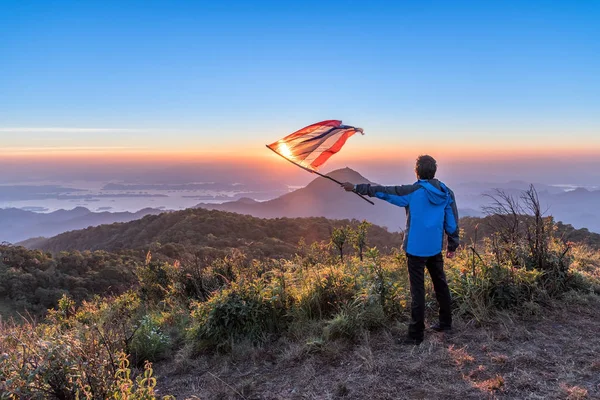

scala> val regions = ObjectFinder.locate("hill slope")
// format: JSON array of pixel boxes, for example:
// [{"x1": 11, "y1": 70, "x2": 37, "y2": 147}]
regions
[{"x1": 30, "y1": 208, "x2": 404, "y2": 259}]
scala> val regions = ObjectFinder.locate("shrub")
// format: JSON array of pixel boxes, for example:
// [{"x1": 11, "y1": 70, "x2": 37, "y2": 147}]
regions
[
  {"x1": 106, "y1": 353, "x2": 175, "y2": 400},
  {"x1": 324, "y1": 300, "x2": 386, "y2": 340},
  {"x1": 188, "y1": 281, "x2": 285, "y2": 350},
  {"x1": 130, "y1": 315, "x2": 170, "y2": 365},
  {"x1": 137, "y1": 260, "x2": 172, "y2": 302},
  {"x1": 295, "y1": 267, "x2": 356, "y2": 320},
  {"x1": 0, "y1": 306, "x2": 173, "y2": 399},
  {"x1": 0, "y1": 320, "x2": 118, "y2": 399}
]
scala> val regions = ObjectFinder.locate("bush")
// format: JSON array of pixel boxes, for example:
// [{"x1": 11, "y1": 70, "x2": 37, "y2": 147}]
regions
[
  {"x1": 324, "y1": 300, "x2": 386, "y2": 340},
  {"x1": 295, "y1": 267, "x2": 356, "y2": 320},
  {"x1": 107, "y1": 353, "x2": 174, "y2": 400},
  {"x1": 137, "y1": 259, "x2": 172, "y2": 302},
  {"x1": 0, "y1": 320, "x2": 118, "y2": 399},
  {"x1": 130, "y1": 315, "x2": 170, "y2": 365},
  {"x1": 0, "y1": 295, "x2": 174, "y2": 399},
  {"x1": 188, "y1": 281, "x2": 285, "y2": 350}
]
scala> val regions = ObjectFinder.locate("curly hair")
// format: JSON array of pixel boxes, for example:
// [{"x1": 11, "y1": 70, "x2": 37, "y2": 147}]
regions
[{"x1": 415, "y1": 155, "x2": 437, "y2": 180}]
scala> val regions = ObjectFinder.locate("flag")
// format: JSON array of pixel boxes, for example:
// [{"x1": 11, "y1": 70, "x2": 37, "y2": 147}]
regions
[{"x1": 267, "y1": 120, "x2": 364, "y2": 170}]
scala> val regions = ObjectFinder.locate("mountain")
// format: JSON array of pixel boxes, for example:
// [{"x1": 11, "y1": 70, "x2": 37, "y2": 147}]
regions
[
  {"x1": 195, "y1": 168, "x2": 409, "y2": 231},
  {"x1": 452, "y1": 180, "x2": 566, "y2": 196},
  {"x1": 540, "y1": 188, "x2": 600, "y2": 233},
  {"x1": 196, "y1": 168, "x2": 600, "y2": 234},
  {"x1": 0, "y1": 207, "x2": 163, "y2": 244},
  {"x1": 27, "y1": 208, "x2": 404, "y2": 259}
]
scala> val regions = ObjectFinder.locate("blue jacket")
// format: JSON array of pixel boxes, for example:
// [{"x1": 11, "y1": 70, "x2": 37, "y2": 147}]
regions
[{"x1": 355, "y1": 179, "x2": 460, "y2": 257}]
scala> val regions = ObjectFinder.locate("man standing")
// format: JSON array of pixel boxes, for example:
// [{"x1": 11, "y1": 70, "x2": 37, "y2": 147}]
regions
[{"x1": 342, "y1": 155, "x2": 459, "y2": 345}]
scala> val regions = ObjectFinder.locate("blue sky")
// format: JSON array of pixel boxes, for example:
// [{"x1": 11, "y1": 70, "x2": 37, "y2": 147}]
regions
[{"x1": 1, "y1": 0, "x2": 599, "y2": 158}]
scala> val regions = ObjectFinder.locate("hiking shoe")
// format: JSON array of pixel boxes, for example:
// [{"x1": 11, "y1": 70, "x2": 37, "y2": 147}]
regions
[
  {"x1": 397, "y1": 337, "x2": 423, "y2": 346},
  {"x1": 430, "y1": 322, "x2": 452, "y2": 332}
]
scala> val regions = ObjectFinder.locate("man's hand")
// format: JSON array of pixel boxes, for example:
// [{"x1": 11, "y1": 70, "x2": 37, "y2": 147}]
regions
[
  {"x1": 446, "y1": 251, "x2": 456, "y2": 259},
  {"x1": 341, "y1": 182, "x2": 355, "y2": 192}
]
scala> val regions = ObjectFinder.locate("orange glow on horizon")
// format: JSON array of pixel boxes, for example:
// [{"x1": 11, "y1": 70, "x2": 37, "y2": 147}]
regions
[
  {"x1": 2, "y1": 142, "x2": 599, "y2": 165},
  {"x1": 0, "y1": 149, "x2": 268, "y2": 164}
]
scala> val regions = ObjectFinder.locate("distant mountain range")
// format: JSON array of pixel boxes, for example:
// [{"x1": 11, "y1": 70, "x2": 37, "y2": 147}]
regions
[
  {"x1": 0, "y1": 207, "x2": 162, "y2": 244},
  {"x1": 194, "y1": 168, "x2": 600, "y2": 233},
  {"x1": 3, "y1": 168, "x2": 599, "y2": 246},
  {"x1": 194, "y1": 168, "x2": 410, "y2": 231}
]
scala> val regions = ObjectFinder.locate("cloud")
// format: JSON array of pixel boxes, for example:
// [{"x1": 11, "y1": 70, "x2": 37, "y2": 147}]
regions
[
  {"x1": 0, "y1": 127, "x2": 142, "y2": 133},
  {"x1": 1, "y1": 146, "x2": 143, "y2": 153}
]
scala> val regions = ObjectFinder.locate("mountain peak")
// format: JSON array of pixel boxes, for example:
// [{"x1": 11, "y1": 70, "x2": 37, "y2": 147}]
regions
[
  {"x1": 236, "y1": 197, "x2": 259, "y2": 205},
  {"x1": 51, "y1": 207, "x2": 91, "y2": 215},
  {"x1": 322, "y1": 167, "x2": 372, "y2": 184},
  {"x1": 559, "y1": 187, "x2": 590, "y2": 195}
]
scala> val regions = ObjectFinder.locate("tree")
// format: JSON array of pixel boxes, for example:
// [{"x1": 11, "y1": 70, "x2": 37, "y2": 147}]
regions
[
  {"x1": 482, "y1": 185, "x2": 557, "y2": 271},
  {"x1": 352, "y1": 221, "x2": 371, "y2": 261},
  {"x1": 521, "y1": 184, "x2": 552, "y2": 271},
  {"x1": 330, "y1": 227, "x2": 349, "y2": 263}
]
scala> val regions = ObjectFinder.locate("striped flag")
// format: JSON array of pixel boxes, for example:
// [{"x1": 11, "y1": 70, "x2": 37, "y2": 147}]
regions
[{"x1": 267, "y1": 120, "x2": 364, "y2": 170}]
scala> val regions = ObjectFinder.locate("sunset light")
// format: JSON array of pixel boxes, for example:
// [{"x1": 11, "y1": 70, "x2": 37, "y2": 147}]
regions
[{"x1": 277, "y1": 142, "x2": 294, "y2": 159}]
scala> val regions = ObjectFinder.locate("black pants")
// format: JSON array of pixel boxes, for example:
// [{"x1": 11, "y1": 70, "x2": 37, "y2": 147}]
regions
[{"x1": 407, "y1": 253, "x2": 452, "y2": 340}]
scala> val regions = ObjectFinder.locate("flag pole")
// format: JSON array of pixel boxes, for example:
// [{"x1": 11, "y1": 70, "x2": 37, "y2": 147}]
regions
[{"x1": 266, "y1": 145, "x2": 375, "y2": 205}]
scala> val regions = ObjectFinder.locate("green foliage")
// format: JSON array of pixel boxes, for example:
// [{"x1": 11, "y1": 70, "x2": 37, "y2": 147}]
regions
[
  {"x1": 36, "y1": 209, "x2": 404, "y2": 261},
  {"x1": 330, "y1": 227, "x2": 350, "y2": 262},
  {"x1": 0, "y1": 245, "x2": 137, "y2": 317},
  {"x1": 130, "y1": 315, "x2": 170, "y2": 365},
  {"x1": 324, "y1": 300, "x2": 386, "y2": 340},
  {"x1": 295, "y1": 266, "x2": 356, "y2": 320},
  {"x1": 296, "y1": 239, "x2": 333, "y2": 267},
  {"x1": 1, "y1": 318, "x2": 119, "y2": 399},
  {"x1": 447, "y1": 234, "x2": 576, "y2": 322},
  {"x1": 0, "y1": 294, "x2": 174, "y2": 399},
  {"x1": 188, "y1": 280, "x2": 286, "y2": 350},
  {"x1": 137, "y1": 258, "x2": 171, "y2": 302},
  {"x1": 461, "y1": 217, "x2": 600, "y2": 251},
  {"x1": 351, "y1": 221, "x2": 371, "y2": 261},
  {"x1": 106, "y1": 354, "x2": 175, "y2": 400}
]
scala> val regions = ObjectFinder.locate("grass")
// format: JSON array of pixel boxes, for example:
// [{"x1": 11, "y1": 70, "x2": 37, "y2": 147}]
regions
[{"x1": 155, "y1": 293, "x2": 600, "y2": 399}]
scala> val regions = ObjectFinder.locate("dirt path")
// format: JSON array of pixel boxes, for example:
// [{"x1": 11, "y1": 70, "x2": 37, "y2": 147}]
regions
[{"x1": 155, "y1": 294, "x2": 600, "y2": 399}]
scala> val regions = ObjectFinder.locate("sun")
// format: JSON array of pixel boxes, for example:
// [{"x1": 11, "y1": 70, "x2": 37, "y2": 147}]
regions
[{"x1": 278, "y1": 143, "x2": 294, "y2": 159}]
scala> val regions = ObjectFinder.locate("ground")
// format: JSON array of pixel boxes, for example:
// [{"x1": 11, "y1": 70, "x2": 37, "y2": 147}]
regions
[{"x1": 154, "y1": 293, "x2": 600, "y2": 400}]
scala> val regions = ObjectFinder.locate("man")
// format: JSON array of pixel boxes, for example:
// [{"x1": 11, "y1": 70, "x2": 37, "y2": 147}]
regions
[{"x1": 342, "y1": 155, "x2": 459, "y2": 345}]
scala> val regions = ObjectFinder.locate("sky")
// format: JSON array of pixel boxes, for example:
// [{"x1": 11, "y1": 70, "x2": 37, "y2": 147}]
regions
[{"x1": 1, "y1": 0, "x2": 599, "y2": 184}]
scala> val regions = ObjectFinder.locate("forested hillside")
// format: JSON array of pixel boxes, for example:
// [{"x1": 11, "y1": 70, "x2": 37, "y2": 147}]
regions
[
  {"x1": 28, "y1": 206, "x2": 600, "y2": 267},
  {"x1": 0, "y1": 246, "x2": 137, "y2": 317},
  {"x1": 29, "y1": 208, "x2": 404, "y2": 259}
]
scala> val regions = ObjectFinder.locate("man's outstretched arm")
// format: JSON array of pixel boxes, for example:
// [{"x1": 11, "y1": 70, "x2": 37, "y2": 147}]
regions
[{"x1": 341, "y1": 182, "x2": 417, "y2": 207}]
